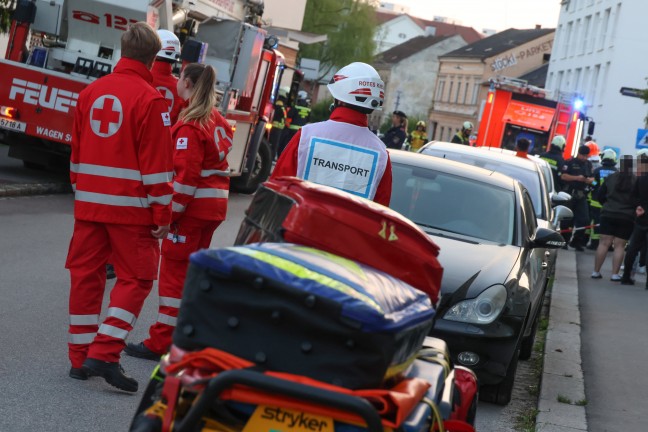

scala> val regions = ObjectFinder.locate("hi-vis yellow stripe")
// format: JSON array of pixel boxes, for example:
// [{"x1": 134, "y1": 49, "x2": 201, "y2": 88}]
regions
[{"x1": 232, "y1": 248, "x2": 383, "y2": 313}]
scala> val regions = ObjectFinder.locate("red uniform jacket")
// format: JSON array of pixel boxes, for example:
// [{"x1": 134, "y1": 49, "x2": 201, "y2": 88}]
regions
[
  {"x1": 272, "y1": 107, "x2": 393, "y2": 206},
  {"x1": 171, "y1": 108, "x2": 233, "y2": 222},
  {"x1": 71, "y1": 58, "x2": 174, "y2": 227},
  {"x1": 151, "y1": 61, "x2": 182, "y2": 125}
]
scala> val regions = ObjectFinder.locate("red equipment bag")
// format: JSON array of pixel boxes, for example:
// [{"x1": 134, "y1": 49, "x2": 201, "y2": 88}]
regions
[{"x1": 235, "y1": 176, "x2": 443, "y2": 303}]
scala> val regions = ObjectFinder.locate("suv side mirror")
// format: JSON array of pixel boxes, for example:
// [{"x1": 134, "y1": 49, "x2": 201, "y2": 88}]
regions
[
  {"x1": 551, "y1": 191, "x2": 571, "y2": 206},
  {"x1": 551, "y1": 205, "x2": 573, "y2": 228},
  {"x1": 588, "y1": 121, "x2": 596, "y2": 136},
  {"x1": 532, "y1": 227, "x2": 566, "y2": 249}
]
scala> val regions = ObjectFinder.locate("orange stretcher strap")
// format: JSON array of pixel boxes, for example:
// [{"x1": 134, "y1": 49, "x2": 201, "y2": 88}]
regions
[{"x1": 163, "y1": 346, "x2": 431, "y2": 428}]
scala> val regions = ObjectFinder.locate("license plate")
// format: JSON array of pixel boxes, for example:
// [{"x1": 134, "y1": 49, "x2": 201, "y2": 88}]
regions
[
  {"x1": 0, "y1": 117, "x2": 26, "y2": 132},
  {"x1": 243, "y1": 405, "x2": 335, "y2": 432}
]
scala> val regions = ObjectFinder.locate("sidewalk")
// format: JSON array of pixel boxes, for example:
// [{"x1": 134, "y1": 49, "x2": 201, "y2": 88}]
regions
[{"x1": 536, "y1": 249, "x2": 587, "y2": 431}]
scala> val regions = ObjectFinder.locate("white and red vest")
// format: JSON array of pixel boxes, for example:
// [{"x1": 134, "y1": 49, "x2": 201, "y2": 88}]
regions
[{"x1": 296, "y1": 121, "x2": 389, "y2": 200}]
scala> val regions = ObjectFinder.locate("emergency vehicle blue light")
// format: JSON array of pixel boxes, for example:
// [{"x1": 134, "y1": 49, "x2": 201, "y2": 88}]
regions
[{"x1": 573, "y1": 98, "x2": 584, "y2": 110}]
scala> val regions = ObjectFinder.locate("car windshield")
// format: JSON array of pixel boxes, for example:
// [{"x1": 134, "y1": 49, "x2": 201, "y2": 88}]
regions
[
  {"x1": 390, "y1": 162, "x2": 516, "y2": 245},
  {"x1": 421, "y1": 148, "x2": 545, "y2": 219}
]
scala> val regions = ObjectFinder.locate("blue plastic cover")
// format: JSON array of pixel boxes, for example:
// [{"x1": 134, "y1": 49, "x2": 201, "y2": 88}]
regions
[{"x1": 190, "y1": 243, "x2": 434, "y2": 332}]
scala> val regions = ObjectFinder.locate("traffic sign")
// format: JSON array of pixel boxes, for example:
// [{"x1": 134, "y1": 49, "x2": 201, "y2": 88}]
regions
[
  {"x1": 636, "y1": 128, "x2": 648, "y2": 149},
  {"x1": 620, "y1": 87, "x2": 645, "y2": 99}
]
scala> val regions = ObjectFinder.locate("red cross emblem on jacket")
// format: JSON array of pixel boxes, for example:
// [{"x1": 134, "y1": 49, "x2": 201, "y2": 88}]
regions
[{"x1": 90, "y1": 95, "x2": 123, "y2": 137}]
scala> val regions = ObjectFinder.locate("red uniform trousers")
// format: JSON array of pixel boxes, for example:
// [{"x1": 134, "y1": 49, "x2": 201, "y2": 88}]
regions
[
  {"x1": 143, "y1": 216, "x2": 221, "y2": 354},
  {"x1": 66, "y1": 220, "x2": 160, "y2": 368}
]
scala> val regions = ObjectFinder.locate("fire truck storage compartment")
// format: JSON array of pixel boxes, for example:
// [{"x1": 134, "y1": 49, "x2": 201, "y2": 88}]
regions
[
  {"x1": 30, "y1": 0, "x2": 64, "y2": 36},
  {"x1": 196, "y1": 20, "x2": 265, "y2": 101}
]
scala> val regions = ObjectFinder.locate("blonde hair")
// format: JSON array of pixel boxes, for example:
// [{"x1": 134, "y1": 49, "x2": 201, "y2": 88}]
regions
[
  {"x1": 121, "y1": 22, "x2": 161, "y2": 65},
  {"x1": 179, "y1": 63, "x2": 217, "y2": 127}
]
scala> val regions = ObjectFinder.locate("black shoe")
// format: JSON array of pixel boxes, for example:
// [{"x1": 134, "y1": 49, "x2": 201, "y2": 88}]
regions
[
  {"x1": 124, "y1": 342, "x2": 161, "y2": 361},
  {"x1": 620, "y1": 278, "x2": 635, "y2": 285},
  {"x1": 69, "y1": 367, "x2": 88, "y2": 381},
  {"x1": 82, "y1": 358, "x2": 138, "y2": 393},
  {"x1": 106, "y1": 264, "x2": 116, "y2": 280}
]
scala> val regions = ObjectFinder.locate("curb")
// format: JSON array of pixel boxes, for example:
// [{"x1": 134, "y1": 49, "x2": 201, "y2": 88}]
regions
[
  {"x1": 536, "y1": 250, "x2": 588, "y2": 431},
  {"x1": 0, "y1": 182, "x2": 72, "y2": 198}
]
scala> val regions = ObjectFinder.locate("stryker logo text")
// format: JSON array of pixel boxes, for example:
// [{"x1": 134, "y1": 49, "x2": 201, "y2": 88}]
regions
[
  {"x1": 9, "y1": 78, "x2": 79, "y2": 113},
  {"x1": 261, "y1": 407, "x2": 331, "y2": 431}
]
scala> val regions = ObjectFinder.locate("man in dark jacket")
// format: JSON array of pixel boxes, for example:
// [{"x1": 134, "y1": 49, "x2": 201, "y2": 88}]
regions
[
  {"x1": 540, "y1": 135, "x2": 567, "y2": 191},
  {"x1": 561, "y1": 145, "x2": 595, "y2": 251},
  {"x1": 587, "y1": 148, "x2": 618, "y2": 250},
  {"x1": 451, "y1": 121, "x2": 473, "y2": 145},
  {"x1": 382, "y1": 110, "x2": 408, "y2": 149}
]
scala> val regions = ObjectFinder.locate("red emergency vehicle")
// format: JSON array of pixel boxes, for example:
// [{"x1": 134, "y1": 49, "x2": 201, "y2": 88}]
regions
[
  {"x1": 0, "y1": 0, "x2": 285, "y2": 193},
  {"x1": 476, "y1": 76, "x2": 591, "y2": 158}
]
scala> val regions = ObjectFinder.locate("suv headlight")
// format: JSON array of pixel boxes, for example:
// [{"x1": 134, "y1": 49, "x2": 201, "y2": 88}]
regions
[{"x1": 443, "y1": 284, "x2": 507, "y2": 324}]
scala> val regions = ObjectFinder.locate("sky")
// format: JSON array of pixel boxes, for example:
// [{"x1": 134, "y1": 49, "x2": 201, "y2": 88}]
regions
[{"x1": 389, "y1": 0, "x2": 562, "y2": 33}]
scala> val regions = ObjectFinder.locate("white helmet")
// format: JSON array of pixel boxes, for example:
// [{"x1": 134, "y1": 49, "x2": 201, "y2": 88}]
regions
[
  {"x1": 327, "y1": 62, "x2": 384, "y2": 110},
  {"x1": 551, "y1": 135, "x2": 566, "y2": 149},
  {"x1": 601, "y1": 148, "x2": 617, "y2": 162},
  {"x1": 157, "y1": 29, "x2": 181, "y2": 61},
  {"x1": 462, "y1": 121, "x2": 474, "y2": 130}
]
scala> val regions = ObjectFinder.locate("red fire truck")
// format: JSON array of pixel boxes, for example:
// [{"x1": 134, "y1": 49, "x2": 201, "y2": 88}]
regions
[
  {"x1": 476, "y1": 76, "x2": 591, "y2": 158},
  {"x1": 0, "y1": 0, "x2": 287, "y2": 193}
]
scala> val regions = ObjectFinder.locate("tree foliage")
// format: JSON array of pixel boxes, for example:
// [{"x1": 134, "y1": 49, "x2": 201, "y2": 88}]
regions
[
  {"x1": 1, "y1": 0, "x2": 15, "y2": 34},
  {"x1": 300, "y1": 0, "x2": 377, "y2": 81}
]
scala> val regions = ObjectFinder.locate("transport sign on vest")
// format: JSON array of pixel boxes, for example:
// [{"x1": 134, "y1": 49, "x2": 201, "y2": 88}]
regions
[{"x1": 303, "y1": 137, "x2": 378, "y2": 199}]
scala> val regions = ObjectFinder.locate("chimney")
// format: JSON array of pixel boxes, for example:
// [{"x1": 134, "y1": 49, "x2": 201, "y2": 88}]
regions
[
  {"x1": 535, "y1": 24, "x2": 542, "y2": 29},
  {"x1": 425, "y1": 26, "x2": 436, "y2": 36}
]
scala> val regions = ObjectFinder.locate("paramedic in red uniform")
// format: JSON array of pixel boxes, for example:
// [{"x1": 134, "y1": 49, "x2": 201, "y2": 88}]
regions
[
  {"x1": 66, "y1": 22, "x2": 174, "y2": 393},
  {"x1": 272, "y1": 62, "x2": 392, "y2": 206},
  {"x1": 151, "y1": 29, "x2": 183, "y2": 124},
  {"x1": 125, "y1": 63, "x2": 233, "y2": 360}
]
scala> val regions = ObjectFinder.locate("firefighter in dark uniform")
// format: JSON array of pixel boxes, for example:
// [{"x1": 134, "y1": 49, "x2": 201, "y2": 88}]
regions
[
  {"x1": 269, "y1": 87, "x2": 289, "y2": 160},
  {"x1": 278, "y1": 90, "x2": 311, "y2": 156},
  {"x1": 540, "y1": 135, "x2": 567, "y2": 191},
  {"x1": 561, "y1": 145, "x2": 595, "y2": 251},
  {"x1": 451, "y1": 121, "x2": 473, "y2": 145},
  {"x1": 381, "y1": 110, "x2": 408, "y2": 149},
  {"x1": 587, "y1": 148, "x2": 618, "y2": 250}
]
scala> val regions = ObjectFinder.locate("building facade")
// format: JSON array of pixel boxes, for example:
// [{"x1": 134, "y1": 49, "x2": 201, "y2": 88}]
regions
[
  {"x1": 429, "y1": 28, "x2": 554, "y2": 142},
  {"x1": 545, "y1": 0, "x2": 645, "y2": 156},
  {"x1": 372, "y1": 34, "x2": 467, "y2": 131}
]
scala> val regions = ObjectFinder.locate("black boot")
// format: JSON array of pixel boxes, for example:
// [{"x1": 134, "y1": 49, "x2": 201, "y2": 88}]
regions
[
  {"x1": 82, "y1": 358, "x2": 138, "y2": 392},
  {"x1": 124, "y1": 342, "x2": 161, "y2": 361},
  {"x1": 106, "y1": 264, "x2": 116, "y2": 280},
  {"x1": 69, "y1": 367, "x2": 88, "y2": 380}
]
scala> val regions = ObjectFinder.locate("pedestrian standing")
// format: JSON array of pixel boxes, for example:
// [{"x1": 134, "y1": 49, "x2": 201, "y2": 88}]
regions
[
  {"x1": 621, "y1": 150, "x2": 648, "y2": 286},
  {"x1": 272, "y1": 62, "x2": 392, "y2": 206},
  {"x1": 66, "y1": 22, "x2": 173, "y2": 392},
  {"x1": 591, "y1": 155, "x2": 635, "y2": 281},
  {"x1": 587, "y1": 149, "x2": 618, "y2": 250},
  {"x1": 451, "y1": 121, "x2": 473, "y2": 146},
  {"x1": 540, "y1": 135, "x2": 567, "y2": 191},
  {"x1": 409, "y1": 120, "x2": 428, "y2": 152},
  {"x1": 514, "y1": 138, "x2": 531, "y2": 159},
  {"x1": 278, "y1": 90, "x2": 311, "y2": 156},
  {"x1": 152, "y1": 29, "x2": 183, "y2": 125},
  {"x1": 561, "y1": 145, "x2": 595, "y2": 251},
  {"x1": 382, "y1": 110, "x2": 408, "y2": 150},
  {"x1": 125, "y1": 63, "x2": 233, "y2": 360}
]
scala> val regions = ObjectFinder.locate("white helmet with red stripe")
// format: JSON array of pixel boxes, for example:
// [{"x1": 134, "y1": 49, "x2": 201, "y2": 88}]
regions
[
  {"x1": 156, "y1": 29, "x2": 181, "y2": 61},
  {"x1": 327, "y1": 62, "x2": 384, "y2": 110}
]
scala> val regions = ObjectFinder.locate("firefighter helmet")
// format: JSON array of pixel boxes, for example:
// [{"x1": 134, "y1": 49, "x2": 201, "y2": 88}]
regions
[
  {"x1": 462, "y1": 121, "x2": 474, "y2": 130},
  {"x1": 416, "y1": 120, "x2": 426, "y2": 128},
  {"x1": 551, "y1": 135, "x2": 566, "y2": 149},
  {"x1": 327, "y1": 62, "x2": 384, "y2": 110},
  {"x1": 601, "y1": 148, "x2": 617, "y2": 162},
  {"x1": 585, "y1": 141, "x2": 600, "y2": 156},
  {"x1": 156, "y1": 29, "x2": 181, "y2": 61}
]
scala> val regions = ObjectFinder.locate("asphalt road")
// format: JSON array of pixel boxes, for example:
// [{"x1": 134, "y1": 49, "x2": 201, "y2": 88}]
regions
[{"x1": 577, "y1": 250, "x2": 648, "y2": 431}]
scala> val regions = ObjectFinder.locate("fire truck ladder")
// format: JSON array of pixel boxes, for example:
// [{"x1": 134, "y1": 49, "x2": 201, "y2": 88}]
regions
[{"x1": 553, "y1": 92, "x2": 576, "y2": 136}]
